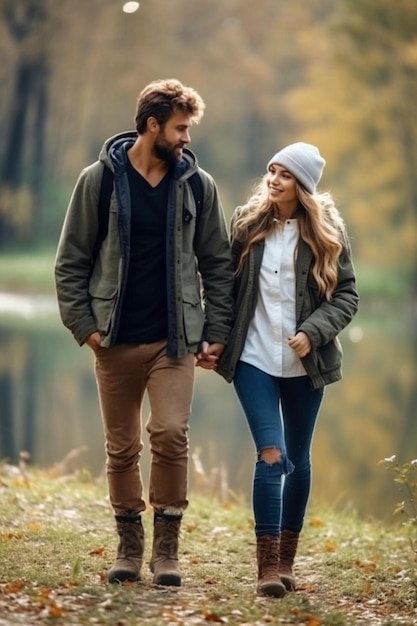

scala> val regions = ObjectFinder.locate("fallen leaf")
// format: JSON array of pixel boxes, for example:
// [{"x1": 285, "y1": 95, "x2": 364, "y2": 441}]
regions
[
  {"x1": 37, "y1": 588, "x2": 52, "y2": 600},
  {"x1": 4, "y1": 581, "x2": 25, "y2": 594},
  {"x1": 190, "y1": 555, "x2": 201, "y2": 564},
  {"x1": 354, "y1": 559, "x2": 378, "y2": 574},
  {"x1": 204, "y1": 611, "x2": 226, "y2": 622},
  {"x1": 305, "y1": 615, "x2": 322, "y2": 626},
  {"x1": 48, "y1": 603, "x2": 65, "y2": 618},
  {"x1": 323, "y1": 540, "x2": 337, "y2": 552},
  {"x1": 309, "y1": 518, "x2": 325, "y2": 527},
  {"x1": 2, "y1": 531, "x2": 25, "y2": 541},
  {"x1": 89, "y1": 546, "x2": 105, "y2": 556}
]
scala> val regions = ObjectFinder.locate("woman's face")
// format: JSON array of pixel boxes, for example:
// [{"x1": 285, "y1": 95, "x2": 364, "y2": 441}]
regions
[{"x1": 266, "y1": 164, "x2": 297, "y2": 206}]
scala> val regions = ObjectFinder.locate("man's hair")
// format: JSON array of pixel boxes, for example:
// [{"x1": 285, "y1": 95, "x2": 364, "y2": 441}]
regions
[{"x1": 134, "y1": 78, "x2": 206, "y2": 134}]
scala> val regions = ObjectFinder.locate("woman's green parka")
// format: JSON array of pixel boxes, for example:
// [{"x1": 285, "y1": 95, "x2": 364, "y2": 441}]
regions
[{"x1": 216, "y1": 227, "x2": 359, "y2": 390}]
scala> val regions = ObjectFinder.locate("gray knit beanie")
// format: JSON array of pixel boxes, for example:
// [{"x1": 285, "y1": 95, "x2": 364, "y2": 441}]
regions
[{"x1": 267, "y1": 142, "x2": 326, "y2": 194}]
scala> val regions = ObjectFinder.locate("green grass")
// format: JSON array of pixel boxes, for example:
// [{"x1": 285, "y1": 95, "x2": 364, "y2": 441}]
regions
[
  {"x1": 354, "y1": 263, "x2": 412, "y2": 299},
  {"x1": 0, "y1": 250, "x2": 56, "y2": 294},
  {"x1": 0, "y1": 466, "x2": 416, "y2": 625}
]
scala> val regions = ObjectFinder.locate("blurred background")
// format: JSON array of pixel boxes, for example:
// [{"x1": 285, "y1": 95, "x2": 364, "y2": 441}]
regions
[{"x1": 0, "y1": 0, "x2": 416, "y2": 521}]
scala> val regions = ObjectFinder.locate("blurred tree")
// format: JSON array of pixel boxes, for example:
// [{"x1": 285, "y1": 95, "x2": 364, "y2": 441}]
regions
[
  {"x1": 0, "y1": 0, "x2": 415, "y2": 288},
  {"x1": 0, "y1": 0, "x2": 50, "y2": 246},
  {"x1": 335, "y1": 0, "x2": 417, "y2": 276},
  {"x1": 330, "y1": 0, "x2": 417, "y2": 465},
  {"x1": 283, "y1": 0, "x2": 417, "y2": 276},
  {"x1": 0, "y1": 0, "x2": 343, "y2": 243}
]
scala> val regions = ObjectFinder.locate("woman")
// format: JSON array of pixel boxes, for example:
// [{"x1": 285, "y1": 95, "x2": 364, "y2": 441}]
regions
[{"x1": 199, "y1": 142, "x2": 359, "y2": 597}]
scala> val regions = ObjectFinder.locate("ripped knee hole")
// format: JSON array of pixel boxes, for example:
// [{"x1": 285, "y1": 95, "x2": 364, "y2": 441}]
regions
[{"x1": 259, "y1": 447, "x2": 282, "y2": 464}]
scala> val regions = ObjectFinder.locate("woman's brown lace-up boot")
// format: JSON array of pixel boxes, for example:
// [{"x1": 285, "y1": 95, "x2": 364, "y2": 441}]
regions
[
  {"x1": 278, "y1": 529, "x2": 300, "y2": 591},
  {"x1": 107, "y1": 514, "x2": 144, "y2": 583},
  {"x1": 256, "y1": 534, "x2": 286, "y2": 598}
]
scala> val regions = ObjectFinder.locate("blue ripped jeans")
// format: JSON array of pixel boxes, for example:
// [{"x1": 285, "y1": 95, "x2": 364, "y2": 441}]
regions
[{"x1": 234, "y1": 361, "x2": 324, "y2": 537}]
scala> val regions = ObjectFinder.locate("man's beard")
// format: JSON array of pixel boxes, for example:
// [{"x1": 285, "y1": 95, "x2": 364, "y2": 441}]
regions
[{"x1": 153, "y1": 133, "x2": 182, "y2": 166}]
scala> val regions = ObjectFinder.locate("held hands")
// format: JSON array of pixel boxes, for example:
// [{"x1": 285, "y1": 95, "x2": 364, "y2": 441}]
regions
[
  {"x1": 195, "y1": 341, "x2": 225, "y2": 370},
  {"x1": 288, "y1": 332, "x2": 312, "y2": 358}
]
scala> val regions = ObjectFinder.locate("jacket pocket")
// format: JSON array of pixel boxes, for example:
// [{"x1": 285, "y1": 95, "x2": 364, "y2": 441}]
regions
[
  {"x1": 88, "y1": 279, "x2": 118, "y2": 334},
  {"x1": 317, "y1": 338, "x2": 342, "y2": 374},
  {"x1": 182, "y1": 283, "x2": 204, "y2": 344}
]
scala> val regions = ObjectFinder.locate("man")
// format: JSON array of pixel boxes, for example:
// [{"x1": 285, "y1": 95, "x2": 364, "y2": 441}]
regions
[{"x1": 54, "y1": 79, "x2": 234, "y2": 587}]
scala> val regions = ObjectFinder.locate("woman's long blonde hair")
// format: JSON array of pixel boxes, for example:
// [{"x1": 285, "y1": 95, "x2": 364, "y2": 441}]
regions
[{"x1": 232, "y1": 176, "x2": 345, "y2": 301}]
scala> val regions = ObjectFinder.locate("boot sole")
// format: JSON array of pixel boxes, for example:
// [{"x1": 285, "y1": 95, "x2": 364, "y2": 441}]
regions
[
  {"x1": 257, "y1": 582, "x2": 286, "y2": 598},
  {"x1": 153, "y1": 573, "x2": 182, "y2": 587},
  {"x1": 108, "y1": 571, "x2": 141, "y2": 583}
]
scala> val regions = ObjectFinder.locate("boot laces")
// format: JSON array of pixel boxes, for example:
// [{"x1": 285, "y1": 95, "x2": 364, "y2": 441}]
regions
[
  {"x1": 158, "y1": 519, "x2": 180, "y2": 558},
  {"x1": 118, "y1": 522, "x2": 143, "y2": 559},
  {"x1": 258, "y1": 538, "x2": 279, "y2": 572},
  {"x1": 279, "y1": 532, "x2": 298, "y2": 567}
]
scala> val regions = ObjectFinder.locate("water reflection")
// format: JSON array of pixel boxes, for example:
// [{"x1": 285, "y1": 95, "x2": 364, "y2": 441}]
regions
[
  {"x1": 0, "y1": 292, "x2": 57, "y2": 318},
  {"x1": 0, "y1": 295, "x2": 415, "y2": 521}
]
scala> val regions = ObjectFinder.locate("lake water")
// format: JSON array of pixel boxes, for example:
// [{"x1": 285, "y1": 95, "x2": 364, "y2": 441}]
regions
[{"x1": 0, "y1": 292, "x2": 415, "y2": 522}]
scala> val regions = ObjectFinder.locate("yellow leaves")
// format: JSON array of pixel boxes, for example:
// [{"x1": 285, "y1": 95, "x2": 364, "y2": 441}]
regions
[
  {"x1": 308, "y1": 517, "x2": 326, "y2": 528},
  {"x1": 307, "y1": 518, "x2": 339, "y2": 554},
  {"x1": 305, "y1": 617, "x2": 323, "y2": 626},
  {"x1": 0, "y1": 468, "x2": 415, "y2": 625},
  {"x1": 47, "y1": 602, "x2": 65, "y2": 618},
  {"x1": 354, "y1": 558, "x2": 378, "y2": 574},
  {"x1": 12, "y1": 475, "x2": 32, "y2": 489},
  {"x1": 1, "y1": 522, "x2": 43, "y2": 543},
  {"x1": 203, "y1": 611, "x2": 227, "y2": 623},
  {"x1": 323, "y1": 540, "x2": 338, "y2": 553},
  {"x1": 3, "y1": 581, "x2": 25, "y2": 594},
  {"x1": 189, "y1": 555, "x2": 201, "y2": 565},
  {"x1": 289, "y1": 606, "x2": 323, "y2": 625},
  {"x1": 36, "y1": 587, "x2": 53, "y2": 601},
  {"x1": 160, "y1": 605, "x2": 227, "y2": 623},
  {"x1": 37, "y1": 589, "x2": 66, "y2": 619},
  {"x1": 1, "y1": 583, "x2": 66, "y2": 620},
  {"x1": 1, "y1": 530, "x2": 25, "y2": 541}
]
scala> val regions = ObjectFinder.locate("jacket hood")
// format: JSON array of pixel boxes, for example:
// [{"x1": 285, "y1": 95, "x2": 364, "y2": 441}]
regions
[{"x1": 98, "y1": 131, "x2": 199, "y2": 181}]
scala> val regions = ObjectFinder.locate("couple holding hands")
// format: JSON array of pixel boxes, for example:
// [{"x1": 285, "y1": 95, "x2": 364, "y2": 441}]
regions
[{"x1": 55, "y1": 78, "x2": 358, "y2": 597}]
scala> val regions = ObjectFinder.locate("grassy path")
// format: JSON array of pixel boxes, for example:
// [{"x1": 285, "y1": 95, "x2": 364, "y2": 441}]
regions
[{"x1": 0, "y1": 464, "x2": 416, "y2": 625}]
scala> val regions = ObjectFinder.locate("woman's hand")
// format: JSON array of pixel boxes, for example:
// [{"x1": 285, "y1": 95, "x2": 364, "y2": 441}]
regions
[{"x1": 288, "y1": 332, "x2": 311, "y2": 358}]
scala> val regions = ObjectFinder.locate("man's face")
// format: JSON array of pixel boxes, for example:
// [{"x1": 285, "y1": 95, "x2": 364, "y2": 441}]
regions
[{"x1": 153, "y1": 111, "x2": 192, "y2": 165}]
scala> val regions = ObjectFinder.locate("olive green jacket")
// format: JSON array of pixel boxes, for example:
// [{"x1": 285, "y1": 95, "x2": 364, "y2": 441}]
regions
[
  {"x1": 216, "y1": 229, "x2": 359, "y2": 389},
  {"x1": 55, "y1": 133, "x2": 234, "y2": 357}
]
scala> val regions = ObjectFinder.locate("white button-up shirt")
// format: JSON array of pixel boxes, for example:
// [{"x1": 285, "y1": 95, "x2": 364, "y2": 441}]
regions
[{"x1": 240, "y1": 219, "x2": 307, "y2": 377}]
